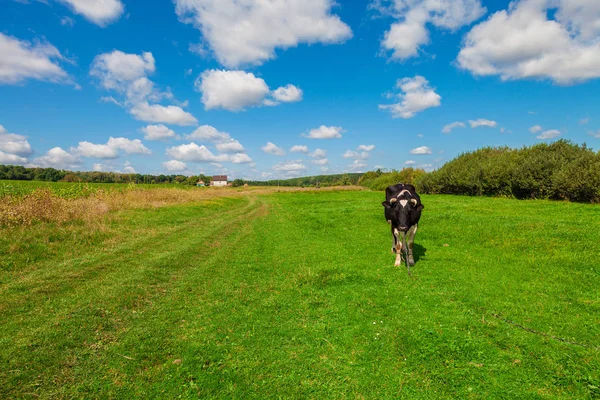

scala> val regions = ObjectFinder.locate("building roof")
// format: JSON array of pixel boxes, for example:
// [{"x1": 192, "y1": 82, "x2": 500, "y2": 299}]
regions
[{"x1": 212, "y1": 175, "x2": 227, "y2": 181}]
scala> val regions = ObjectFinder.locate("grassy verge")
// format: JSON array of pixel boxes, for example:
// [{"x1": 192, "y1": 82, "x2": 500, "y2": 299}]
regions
[{"x1": 1, "y1": 190, "x2": 598, "y2": 398}]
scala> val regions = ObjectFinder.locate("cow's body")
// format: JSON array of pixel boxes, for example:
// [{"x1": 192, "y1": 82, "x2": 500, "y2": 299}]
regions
[{"x1": 382, "y1": 183, "x2": 424, "y2": 267}]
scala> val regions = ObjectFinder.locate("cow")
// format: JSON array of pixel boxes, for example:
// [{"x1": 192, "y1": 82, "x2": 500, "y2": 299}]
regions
[{"x1": 382, "y1": 183, "x2": 424, "y2": 269}]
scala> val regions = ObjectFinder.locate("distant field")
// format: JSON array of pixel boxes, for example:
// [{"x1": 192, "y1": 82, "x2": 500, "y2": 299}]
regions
[
  {"x1": 0, "y1": 180, "x2": 200, "y2": 198},
  {"x1": 1, "y1": 190, "x2": 599, "y2": 398}
]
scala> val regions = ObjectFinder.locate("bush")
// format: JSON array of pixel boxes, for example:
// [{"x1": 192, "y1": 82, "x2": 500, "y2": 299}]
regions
[
  {"x1": 417, "y1": 140, "x2": 600, "y2": 203},
  {"x1": 359, "y1": 168, "x2": 428, "y2": 191}
]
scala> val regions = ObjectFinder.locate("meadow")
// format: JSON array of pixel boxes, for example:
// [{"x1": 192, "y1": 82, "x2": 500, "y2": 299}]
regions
[
  {"x1": 0, "y1": 185, "x2": 599, "y2": 398},
  {"x1": 0, "y1": 179, "x2": 199, "y2": 198}
]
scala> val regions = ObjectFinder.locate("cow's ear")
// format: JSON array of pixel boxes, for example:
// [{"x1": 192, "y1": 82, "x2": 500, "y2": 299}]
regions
[
  {"x1": 382, "y1": 201, "x2": 392, "y2": 209},
  {"x1": 417, "y1": 204, "x2": 424, "y2": 211}
]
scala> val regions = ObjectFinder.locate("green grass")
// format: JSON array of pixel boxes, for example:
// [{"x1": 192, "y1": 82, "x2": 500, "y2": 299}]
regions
[{"x1": 1, "y1": 190, "x2": 599, "y2": 398}]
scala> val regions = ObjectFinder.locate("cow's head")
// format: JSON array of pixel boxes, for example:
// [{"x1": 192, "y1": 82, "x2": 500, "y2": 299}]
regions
[{"x1": 382, "y1": 194, "x2": 420, "y2": 232}]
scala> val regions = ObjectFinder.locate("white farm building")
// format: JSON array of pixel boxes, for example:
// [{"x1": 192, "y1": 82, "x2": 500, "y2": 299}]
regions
[{"x1": 211, "y1": 175, "x2": 228, "y2": 187}]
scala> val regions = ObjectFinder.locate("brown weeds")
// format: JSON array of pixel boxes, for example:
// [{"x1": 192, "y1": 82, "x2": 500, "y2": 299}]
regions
[
  {"x1": 0, "y1": 187, "x2": 212, "y2": 228},
  {"x1": 0, "y1": 185, "x2": 364, "y2": 228}
]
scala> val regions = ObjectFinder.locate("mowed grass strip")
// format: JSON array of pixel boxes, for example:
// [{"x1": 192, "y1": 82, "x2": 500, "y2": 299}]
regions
[{"x1": 1, "y1": 190, "x2": 599, "y2": 398}]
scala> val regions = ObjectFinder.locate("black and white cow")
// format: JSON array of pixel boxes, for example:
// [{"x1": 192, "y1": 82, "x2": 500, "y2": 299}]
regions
[{"x1": 382, "y1": 183, "x2": 424, "y2": 268}]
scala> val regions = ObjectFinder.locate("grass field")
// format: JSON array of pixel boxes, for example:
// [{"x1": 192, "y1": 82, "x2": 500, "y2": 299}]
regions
[
  {"x1": 1, "y1": 189, "x2": 599, "y2": 398},
  {"x1": 0, "y1": 180, "x2": 201, "y2": 198}
]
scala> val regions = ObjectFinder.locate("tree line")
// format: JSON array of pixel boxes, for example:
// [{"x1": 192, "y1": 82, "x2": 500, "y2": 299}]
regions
[
  {"x1": 3, "y1": 140, "x2": 599, "y2": 202},
  {"x1": 0, "y1": 166, "x2": 363, "y2": 188},
  {"x1": 416, "y1": 140, "x2": 600, "y2": 202},
  {"x1": 0, "y1": 165, "x2": 212, "y2": 186},
  {"x1": 244, "y1": 173, "x2": 363, "y2": 187}
]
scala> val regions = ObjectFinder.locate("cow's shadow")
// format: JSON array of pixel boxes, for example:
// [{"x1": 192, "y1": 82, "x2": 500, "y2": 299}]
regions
[{"x1": 413, "y1": 243, "x2": 427, "y2": 263}]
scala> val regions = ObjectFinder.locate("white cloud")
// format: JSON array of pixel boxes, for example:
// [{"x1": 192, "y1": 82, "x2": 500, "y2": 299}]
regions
[
  {"x1": 410, "y1": 146, "x2": 432, "y2": 155},
  {"x1": 123, "y1": 161, "x2": 136, "y2": 173},
  {"x1": 290, "y1": 145, "x2": 308, "y2": 154},
  {"x1": 91, "y1": 50, "x2": 197, "y2": 125},
  {"x1": 197, "y1": 69, "x2": 270, "y2": 111},
  {"x1": 183, "y1": 125, "x2": 246, "y2": 154},
  {"x1": 229, "y1": 153, "x2": 253, "y2": 164},
  {"x1": 107, "y1": 137, "x2": 151, "y2": 155},
  {"x1": 379, "y1": 76, "x2": 441, "y2": 119},
  {"x1": 262, "y1": 142, "x2": 286, "y2": 156},
  {"x1": 166, "y1": 142, "x2": 229, "y2": 163},
  {"x1": 404, "y1": 160, "x2": 416, "y2": 165},
  {"x1": 273, "y1": 160, "x2": 308, "y2": 172},
  {"x1": 141, "y1": 124, "x2": 177, "y2": 140},
  {"x1": 125, "y1": 77, "x2": 157, "y2": 102},
  {"x1": 468, "y1": 119, "x2": 497, "y2": 128},
  {"x1": 458, "y1": 0, "x2": 600, "y2": 84},
  {"x1": 74, "y1": 141, "x2": 118, "y2": 159},
  {"x1": 0, "y1": 151, "x2": 28, "y2": 165},
  {"x1": 163, "y1": 159, "x2": 187, "y2": 171},
  {"x1": 537, "y1": 129, "x2": 561, "y2": 140},
  {"x1": 272, "y1": 84, "x2": 303, "y2": 103},
  {"x1": 529, "y1": 125, "x2": 543, "y2": 134},
  {"x1": 262, "y1": 99, "x2": 279, "y2": 107},
  {"x1": 100, "y1": 96, "x2": 123, "y2": 107},
  {"x1": 342, "y1": 150, "x2": 369, "y2": 160},
  {"x1": 311, "y1": 158, "x2": 329, "y2": 166},
  {"x1": 32, "y1": 147, "x2": 81, "y2": 169},
  {"x1": 0, "y1": 33, "x2": 70, "y2": 85},
  {"x1": 93, "y1": 163, "x2": 111, "y2": 172},
  {"x1": 92, "y1": 162, "x2": 136, "y2": 173},
  {"x1": 589, "y1": 130, "x2": 600, "y2": 139},
  {"x1": 347, "y1": 159, "x2": 368, "y2": 171},
  {"x1": 60, "y1": 16, "x2": 75, "y2": 27},
  {"x1": 185, "y1": 125, "x2": 230, "y2": 142},
  {"x1": 309, "y1": 148, "x2": 327, "y2": 159},
  {"x1": 0, "y1": 125, "x2": 33, "y2": 155},
  {"x1": 216, "y1": 139, "x2": 245, "y2": 153},
  {"x1": 357, "y1": 144, "x2": 375, "y2": 152},
  {"x1": 91, "y1": 50, "x2": 155, "y2": 91},
  {"x1": 442, "y1": 121, "x2": 466, "y2": 133},
  {"x1": 344, "y1": 144, "x2": 375, "y2": 160},
  {"x1": 129, "y1": 102, "x2": 198, "y2": 126},
  {"x1": 73, "y1": 137, "x2": 151, "y2": 159},
  {"x1": 378, "y1": 0, "x2": 486, "y2": 60},
  {"x1": 197, "y1": 69, "x2": 301, "y2": 111},
  {"x1": 305, "y1": 125, "x2": 343, "y2": 139},
  {"x1": 580, "y1": 118, "x2": 590, "y2": 125},
  {"x1": 59, "y1": 0, "x2": 124, "y2": 26},
  {"x1": 174, "y1": 0, "x2": 352, "y2": 68}
]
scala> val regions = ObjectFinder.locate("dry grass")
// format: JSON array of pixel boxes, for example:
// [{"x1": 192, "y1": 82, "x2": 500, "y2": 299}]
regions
[{"x1": 0, "y1": 185, "x2": 365, "y2": 228}]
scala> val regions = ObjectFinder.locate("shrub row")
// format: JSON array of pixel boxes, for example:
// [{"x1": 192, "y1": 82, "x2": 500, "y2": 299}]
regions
[
  {"x1": 358, "y1": 168, "x2": 428, "y2": 191},
  {"x1": 417, "y1": 140, "x2": 600, "y2": 202}
]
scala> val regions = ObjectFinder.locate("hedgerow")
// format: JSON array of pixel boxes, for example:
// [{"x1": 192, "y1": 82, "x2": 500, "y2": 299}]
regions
[
  {"x1": 417, "y1": 140, "x2": 600, "y2": 202},
  {"x1": 359, "y1": 168, "x2": 427, "y2": 191}
]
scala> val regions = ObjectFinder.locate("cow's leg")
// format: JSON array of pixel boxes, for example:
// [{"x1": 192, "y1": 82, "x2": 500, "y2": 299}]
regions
[
  {"x1": 406, "y1": 224, "x2": 418, "y2": 266},
  {"x1": 393, "y1": 228, "x2": 403, "y2": 266},
  {"x1": 389, "y1": 222, "x2": 397, "y2": 254}
]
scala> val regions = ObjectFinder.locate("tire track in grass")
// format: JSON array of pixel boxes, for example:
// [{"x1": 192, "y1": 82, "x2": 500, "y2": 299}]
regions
[
  {"x1": 0, "y1": 197, "x2": 253, "y2": 311},
  {"x1": 0, "y1": 195, "x2": 269, "y2": 398}
]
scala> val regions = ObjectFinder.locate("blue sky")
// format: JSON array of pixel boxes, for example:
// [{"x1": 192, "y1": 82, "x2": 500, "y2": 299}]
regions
[{"x1": 1, "y1": 0, "x2": 600, "y2": 180}]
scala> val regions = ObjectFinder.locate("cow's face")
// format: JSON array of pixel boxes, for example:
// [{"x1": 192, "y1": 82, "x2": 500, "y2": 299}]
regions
[{"x1": 382, "y1": 197, "x2": 418, "y2": 232}]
